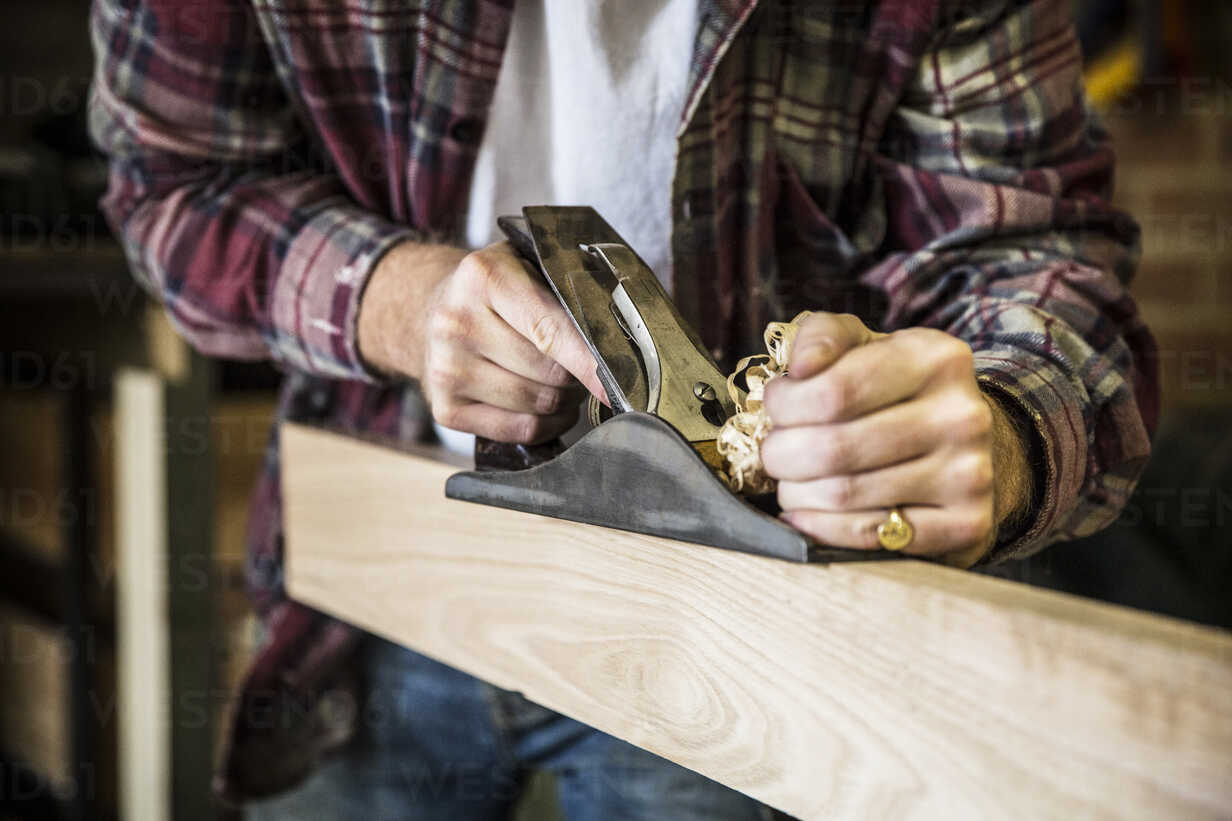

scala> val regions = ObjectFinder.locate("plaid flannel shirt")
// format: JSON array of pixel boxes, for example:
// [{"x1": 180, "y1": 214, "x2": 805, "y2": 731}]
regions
[{"x1": 90, "y1": 0, "x2": 1158, "y2": 802}]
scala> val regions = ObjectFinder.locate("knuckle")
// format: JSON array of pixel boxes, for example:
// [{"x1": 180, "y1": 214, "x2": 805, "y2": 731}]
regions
[
  {"x1": 454, "y1": 254, "x2": 480, "y2": 284},
  {"x1": 952, "y1": 397, "x2": 993, "y2": 441},
  {"x1": 913, "y1": 326, "x2": 946, "y2": 341},
  {"x1": 853, "y1": 516, "x2": 881, "y2": 550},
  {"x1": 458, "y1": 251, "x2": 501, "y2": 291},
  {"x1": 940, "y1": 335, "x2": 975, "y2": 373},
  {"x1": 822, "y1": 475, "x2": 858, "y2": 509},
  {"x1": 815, "y1": 430, "x2": 848, "y2": 474},
  {"x1": 797, "y1": 312, "x2": 829, "y2": 334},
  {"x1": 529, "y1": 312, "x2": 561, "y2": 356},
  {"x1": 431, "y1": 306, "x2": 472, "y2": 343},
  {"x1": 543, "y1": 360, "x2": 572, "y2": 388},
  {"x1": 818, "y1": 374, "x2": 852, "y2": 419},
  {"x1": 425, "y1": 364, "x2": 459, "y2": 394},
  {"x1": 533, "y1": 385, "x2": 565, "y2": 415},
  {"x1": 901, "y1": 326, "x2": 941, "y2": 350},
  {"x1": 957, "y1": 452, "x2": 994, "y2": 495},
  {"x1": 837, "y1": 313, "x2": 872, "y2": 343},
  {"x1": 795, "y1": 319, "x2": 833, "y2": 349}
]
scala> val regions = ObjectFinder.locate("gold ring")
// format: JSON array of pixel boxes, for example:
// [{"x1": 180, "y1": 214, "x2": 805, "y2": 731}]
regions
[{"x1": 877, "y1": 507, "x2": 914, "y2": 551}]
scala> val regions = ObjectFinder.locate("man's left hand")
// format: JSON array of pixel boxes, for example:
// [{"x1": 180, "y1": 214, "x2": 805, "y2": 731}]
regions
[{"x1": 761, "y1": 312, "x2": 1031, "y2": 567}]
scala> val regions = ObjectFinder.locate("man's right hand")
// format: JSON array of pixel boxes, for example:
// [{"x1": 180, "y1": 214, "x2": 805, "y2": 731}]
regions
[{"x1": 357, "y1": 240, "x2": 605, "y2": 444}]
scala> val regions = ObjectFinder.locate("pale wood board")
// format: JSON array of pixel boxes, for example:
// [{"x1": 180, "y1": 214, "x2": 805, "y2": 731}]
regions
[
  {"x1": 282, "y1": 423, "x2": 1232, "y2": 820},
  {"x1": 115, "y1": 370, "x2": 170, "y2": 821}
]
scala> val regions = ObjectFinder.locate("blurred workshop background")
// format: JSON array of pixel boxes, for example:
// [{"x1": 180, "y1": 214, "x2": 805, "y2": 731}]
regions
[{"x1": 0, "y1": 1, "x2": 1229, "y2": 819}]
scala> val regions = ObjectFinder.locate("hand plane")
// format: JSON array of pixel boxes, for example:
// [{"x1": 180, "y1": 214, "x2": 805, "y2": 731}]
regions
[{"x1": 445, "y1": 206, "x2": 902, "y2": 563}]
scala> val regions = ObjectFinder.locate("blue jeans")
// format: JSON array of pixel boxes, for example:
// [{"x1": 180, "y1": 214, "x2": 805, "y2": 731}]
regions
[{"x1": 247, "y1": 634, "x2": 777, "y2": 820}]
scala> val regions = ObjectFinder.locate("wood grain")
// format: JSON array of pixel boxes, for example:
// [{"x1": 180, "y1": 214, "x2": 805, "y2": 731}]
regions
[{"x1": 282, "y1": 423, "x2": 1232, "y2": 820}]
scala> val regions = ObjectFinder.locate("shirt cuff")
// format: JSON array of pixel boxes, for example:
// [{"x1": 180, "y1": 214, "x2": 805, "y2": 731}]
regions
[
  {"x1": 974, "y1": 351, "x2": 1089, "y2": 564},
  {"x1": 272, "y1": 201, "x2": 416, "y2": 382}
]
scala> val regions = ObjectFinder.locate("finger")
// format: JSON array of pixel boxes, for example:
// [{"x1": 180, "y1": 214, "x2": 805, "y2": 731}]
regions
[
  {"x1": 436, "y1": 401, "x2": 579, "y2": 445},
  {"x1": 765, "y1": 332, "x2": 941, "y2": 426},
  {"x1": 788, "y1": 312, "x2": 877, "y2": 379},
  {"x1": 780, "y1": 504, "x2": 994, "y2": 557},
  {"x1": 761, "y1": 399, "x2": 936, "y2": 480},
  {"x1": 775, "y1": 455, "x2": 946, "y2": 512},
  {"x1": 455, "y1": 356, "x2": 587, "y2": 415},
  {"x1": 479, "y1": 244, "x2": 606, "y2": 400},
  {"x1": 469, "y1": 308, "x2": 580, "y2": 388}
]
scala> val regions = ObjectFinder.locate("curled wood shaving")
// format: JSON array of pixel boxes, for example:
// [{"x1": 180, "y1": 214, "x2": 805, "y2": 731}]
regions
[{"x1": 716, "y1": 311, "x2": 813, "y2": 494}]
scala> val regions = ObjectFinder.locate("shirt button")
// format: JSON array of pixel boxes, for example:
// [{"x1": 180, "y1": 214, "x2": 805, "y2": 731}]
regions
[{"x1": 448, "y1": 117, "x2": 483, "y2": 145}]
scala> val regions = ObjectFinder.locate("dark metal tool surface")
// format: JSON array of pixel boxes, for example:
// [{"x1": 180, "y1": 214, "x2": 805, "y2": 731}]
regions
[
  {"x1": 452, "y1": 206, "x2": 905, "y2": 564},
  {"x1": 455, "y1": 412, "x2": 839, "y2": 562}
]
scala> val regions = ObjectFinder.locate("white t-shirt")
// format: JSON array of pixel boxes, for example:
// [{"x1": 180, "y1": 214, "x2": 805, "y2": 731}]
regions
[
  {"x1": 446, "y1": 0, "x2": 697, "y2": 454},
  {"x1": 464, "y1": 0, "x2": 698, "y2": 293}
]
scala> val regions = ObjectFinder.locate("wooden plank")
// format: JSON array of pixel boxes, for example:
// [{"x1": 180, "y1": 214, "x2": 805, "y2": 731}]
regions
[
  {"x1": 281, "y1": 422, "x2": 1232, "y2": 820},
  {"x1": 115, "y1": 361, "x2": 218, "y2": 821},
  {"x1": 0, "y1": 603, "x2": 72, "y2": 794},
  {"x1": 115, "y1": 362, "x2": 237, "y2": 818},
  {"x1": 115, "y1": 370, "x2": 170, "y2": 821}
]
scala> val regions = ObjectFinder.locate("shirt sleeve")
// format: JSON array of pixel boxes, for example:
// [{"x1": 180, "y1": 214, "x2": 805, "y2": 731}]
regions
[
  {"x1": 862, "y1": 0, "x2": 1160, "y2": 561},
  {"x1": 88, "y1": 0, "x2": 417, "y2": 382}
]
